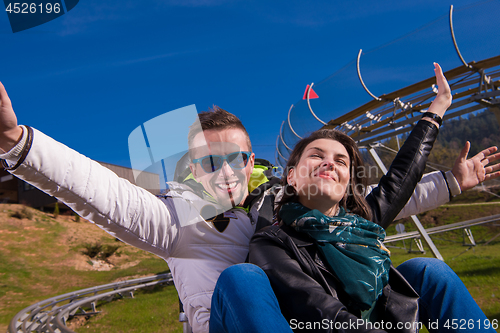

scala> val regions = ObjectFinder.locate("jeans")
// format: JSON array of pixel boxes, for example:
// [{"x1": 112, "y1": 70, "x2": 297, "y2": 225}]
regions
[
  {"x1": 209, "y1": 263, "x2": 292, "y2": 333},
  {"x1": 210, "y1": 259, "x2": 494, "y2": 333},
  {"x1": 396, "y1": 257, "x2": 495, "y2": 333}
]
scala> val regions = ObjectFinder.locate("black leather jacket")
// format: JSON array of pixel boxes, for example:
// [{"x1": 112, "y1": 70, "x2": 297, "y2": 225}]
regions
[{"x1": 249, "y1": 120, "x2": 439, "y2": 333}]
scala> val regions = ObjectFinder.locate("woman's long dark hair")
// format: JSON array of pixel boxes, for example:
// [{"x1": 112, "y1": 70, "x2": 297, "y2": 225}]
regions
[{"x1": 277, "y1": 129, "x2": 372, "y2": 221}]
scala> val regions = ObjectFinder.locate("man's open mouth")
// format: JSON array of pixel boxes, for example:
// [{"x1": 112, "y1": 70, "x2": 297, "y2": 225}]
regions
[{"x1": 216, "y1": 181, "x2": 239, "y2": 190}]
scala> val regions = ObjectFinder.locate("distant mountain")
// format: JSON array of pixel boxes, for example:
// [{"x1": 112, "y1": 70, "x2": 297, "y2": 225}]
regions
[{"x1": 428, "y1": 109, "x2": 500, "y2": 168}]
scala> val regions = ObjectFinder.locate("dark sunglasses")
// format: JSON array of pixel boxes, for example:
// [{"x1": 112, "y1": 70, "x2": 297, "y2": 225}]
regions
[{"x1": 192, "y1": 151, "x2": 252, "y2": 173}]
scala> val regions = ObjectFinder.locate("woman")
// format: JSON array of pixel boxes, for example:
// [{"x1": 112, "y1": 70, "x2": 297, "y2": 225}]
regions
[{"x1": 244, "y1": 64, "x2": 495, "y2": 332}]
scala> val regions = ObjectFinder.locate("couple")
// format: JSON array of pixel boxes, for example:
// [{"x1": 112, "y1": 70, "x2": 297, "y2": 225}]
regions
[{"x1": 0, "y1": 63, "x2": 498, "y2": 333}]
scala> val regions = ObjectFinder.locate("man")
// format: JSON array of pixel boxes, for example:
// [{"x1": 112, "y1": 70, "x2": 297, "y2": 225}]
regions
[{"x1": 0, "y1": 82, "x2": 499, "y2": 332}]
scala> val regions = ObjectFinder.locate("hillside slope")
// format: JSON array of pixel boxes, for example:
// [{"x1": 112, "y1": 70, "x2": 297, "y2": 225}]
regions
[{"x1": 0, "y1": 204, "x2": 172, "y2": 332}]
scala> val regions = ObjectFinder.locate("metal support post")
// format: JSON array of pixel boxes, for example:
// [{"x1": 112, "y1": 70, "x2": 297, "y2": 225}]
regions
[
  {"x1": 409, "y1": 238, "x2": 425, "y2": 254},
  {"x1": 368, "y1": 147, "x2": 444, "y2": 260},
  {"x1": 463, "y1": 228, "x2": 476, "y2": 246}
]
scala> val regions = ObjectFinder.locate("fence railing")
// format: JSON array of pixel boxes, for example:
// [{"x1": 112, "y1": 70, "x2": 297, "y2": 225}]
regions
[{"x1": 8, "y1": 273, "x2": 174, "y2": 333}]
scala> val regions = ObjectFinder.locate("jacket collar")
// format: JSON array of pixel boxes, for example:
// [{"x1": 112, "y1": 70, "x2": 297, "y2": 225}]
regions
[{"x1": 280, "y1": 224, "x2": 314, "y2": 247}]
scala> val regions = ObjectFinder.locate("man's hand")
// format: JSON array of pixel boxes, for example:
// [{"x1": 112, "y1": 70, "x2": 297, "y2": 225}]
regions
[
  {"x1": 0, "y1": 82, "x2": 23, "y2": 153},
  {"x1": 452, "y1": 141, "x2": 500, "y2": 191}
]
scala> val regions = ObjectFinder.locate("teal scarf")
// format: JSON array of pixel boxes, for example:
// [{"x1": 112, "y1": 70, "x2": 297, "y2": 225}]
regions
[{"x1": 280, "y1": 202, "x2": 391, "y2": 311}]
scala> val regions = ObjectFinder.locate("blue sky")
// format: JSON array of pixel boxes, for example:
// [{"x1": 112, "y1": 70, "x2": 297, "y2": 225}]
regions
[{"x1": 1, "y1": 0, "x2": 498, "y2": 171}]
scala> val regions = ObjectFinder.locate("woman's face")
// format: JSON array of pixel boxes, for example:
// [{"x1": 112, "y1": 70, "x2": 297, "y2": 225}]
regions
[{"x1": 287, "y1": 138, "x2": 351, "y2": 214}]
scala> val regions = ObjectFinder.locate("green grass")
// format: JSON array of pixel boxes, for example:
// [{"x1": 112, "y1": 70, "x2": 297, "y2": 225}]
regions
[{"x1": 74, "y1": 285, "x2": 183, "y2": 333}]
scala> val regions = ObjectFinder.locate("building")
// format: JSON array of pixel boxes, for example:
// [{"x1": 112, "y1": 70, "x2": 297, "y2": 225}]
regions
[{"x1": 0, "y1": 162, "x2": 161, "y2": 210}]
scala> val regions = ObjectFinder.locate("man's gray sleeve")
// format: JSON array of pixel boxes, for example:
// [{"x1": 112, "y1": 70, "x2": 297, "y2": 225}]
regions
[
  {"x1": 6, "y1": 128, "x2": 178, "y2": 258},
  {"x1": 366, "y1": 171, "x2": 455, "y2": 221}
]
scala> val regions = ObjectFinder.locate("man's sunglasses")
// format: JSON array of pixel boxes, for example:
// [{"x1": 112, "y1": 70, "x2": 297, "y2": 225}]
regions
[{"x1": 192, "y1": 151, "x2": 252, "y2": 173}]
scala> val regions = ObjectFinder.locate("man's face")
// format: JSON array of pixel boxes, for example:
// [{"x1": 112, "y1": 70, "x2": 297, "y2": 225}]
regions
[{"x1": 189, "y1": 128, "x2": 255, "y2": 208}]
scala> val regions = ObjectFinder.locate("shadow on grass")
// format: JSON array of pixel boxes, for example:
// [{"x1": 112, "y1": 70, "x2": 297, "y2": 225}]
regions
[
  {"x1": 136, "y1": 270, "x2": 175, "y2": 296},
  {"x1": 139, "y1": 283, "x2": 173, "y2": 295},
  {"x1": 155, "y1": 269, "x2": 171, "y2": 275},
  {"x1": 454, "y1": 265, "x2": 500, "y2": 277},
  {"x1": 490, "y1": 312, "x2": 500, "y2": 319}
]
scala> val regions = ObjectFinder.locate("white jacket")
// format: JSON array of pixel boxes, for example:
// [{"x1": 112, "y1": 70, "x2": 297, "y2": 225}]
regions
[{"x1": 4, "y1": 127, "x2": 455, "y2": 333}]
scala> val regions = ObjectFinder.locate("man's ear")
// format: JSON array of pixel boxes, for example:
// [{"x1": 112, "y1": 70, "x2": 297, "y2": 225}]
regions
[
  {"x1": 248, "y1": 153, "x2": 255, "y2": 172},
  {"x1": 189, "y1": 163, "x2": 198, "y2": 179}
]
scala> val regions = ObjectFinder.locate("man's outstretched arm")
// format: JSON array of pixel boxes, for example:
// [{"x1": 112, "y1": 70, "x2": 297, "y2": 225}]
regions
[
  {"x1": 393, "y1": 142, "x2": 500, "y2": 220},
  {"x1": 0, "y1": 81, "x2": 179, "y2": 258},
  {"x1": 0, "y1": 82, "x2": 23, "y2": 153},
  {"x1": 452, "y1": 141, "x2": 500, "y2": 191}
]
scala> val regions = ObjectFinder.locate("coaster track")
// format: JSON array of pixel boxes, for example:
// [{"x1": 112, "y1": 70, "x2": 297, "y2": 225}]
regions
[
  {"x1": 8, "y1": 273, "x2": 173, "y2": 333},
  {"x1": 277, "y1": 54, "x2": 500, "y2": 167}
]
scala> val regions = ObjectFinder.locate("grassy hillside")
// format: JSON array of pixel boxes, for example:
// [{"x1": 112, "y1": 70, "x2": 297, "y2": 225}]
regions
[
  {"x1": 0, "y1": 204, "x2": 181, "y2": 332},
  {"x1": 1, "y1": 190, "x2": 500, "y2": 332}
]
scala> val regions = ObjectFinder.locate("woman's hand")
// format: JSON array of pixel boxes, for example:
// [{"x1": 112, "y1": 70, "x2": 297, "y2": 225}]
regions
[
  {"x1": 0, "y1": 82, "x2": 23, "y2": 153},
  {"x1": 424, "y1": 63, "x2": 452, "y2": 126}
]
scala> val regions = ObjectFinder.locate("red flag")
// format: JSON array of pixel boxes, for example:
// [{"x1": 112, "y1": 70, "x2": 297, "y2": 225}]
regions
[{"x1": 302, "y1": 85, "x2": 319, "y2": 100}]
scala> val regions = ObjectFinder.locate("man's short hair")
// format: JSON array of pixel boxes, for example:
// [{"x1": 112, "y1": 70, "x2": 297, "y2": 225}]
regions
[{"x1": 188, "y1": 106, "x2": 252, "y2": 153}]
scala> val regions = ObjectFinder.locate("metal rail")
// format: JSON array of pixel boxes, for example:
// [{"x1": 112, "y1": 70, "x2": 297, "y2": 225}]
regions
[
  {"x1": 337, "y1": 66, "x2": 500, "y2": 146},
  {"x1": 449, "y1": 5, "x2": 473, "y2": 70},
  {"x1": 385, "y1": 214, "x2": 500, "y2": 243},
  {"x1": 305, "y1": 83, "x2": 329, "y2": 125},
  {"x1": 8, "y1": 273, "x2": 174, "y2": 333},
  {"x1": 357, "y1": 49, "x2": 383, "y2": 101}
]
